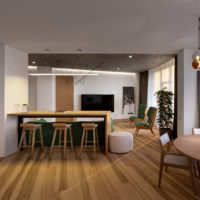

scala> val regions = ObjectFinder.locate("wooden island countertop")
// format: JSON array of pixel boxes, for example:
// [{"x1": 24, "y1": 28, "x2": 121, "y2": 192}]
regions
[{"x1": 8, "y1": 110, "x2": 111, "y2": 117}]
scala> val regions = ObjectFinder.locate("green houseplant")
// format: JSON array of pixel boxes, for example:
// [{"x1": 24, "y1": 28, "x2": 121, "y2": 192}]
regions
[{"x1": 155, "y1": 87, "x2": 174, "y2": 138}]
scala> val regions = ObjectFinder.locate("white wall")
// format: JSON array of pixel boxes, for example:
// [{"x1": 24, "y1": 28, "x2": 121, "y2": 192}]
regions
[
  {"x1": 28, "y1": 76, "x2": 37, "y2": 110},
  {"x1": 177, "y1": 49, "x2": 199, "y2": 136},
  {"x1": 28, "y1": 72, "x2": 56, "y2": 121},
  {"x1": 74, "y1": 74, "x2": 139, "y2": 119},
  {"x1": 36, "y1": 76, "x2": 56, "y2": 111},
  {"x1": 177, "y1": 50, "x2": 184, "y2": 136},
  {"x1": 29, "y1": 73, "x2": 139, "y2": 120},
  {"x1": 0, "y1": 45, "x2": 28, "y2": 157},
  {"x1": 0, "y1": 45, "x2": 5, "y2": 156},
  {"x1": 36, "y1": 76, "x2": 56, "y2": 121}
]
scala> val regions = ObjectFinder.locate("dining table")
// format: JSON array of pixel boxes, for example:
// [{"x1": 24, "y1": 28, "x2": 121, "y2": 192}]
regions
[
  {"x1": 174, "y1": 134, "x2": 200, "y2": 195},
  {"x1": 173, "y1": 134, "x2": 200, "y2": 162}
]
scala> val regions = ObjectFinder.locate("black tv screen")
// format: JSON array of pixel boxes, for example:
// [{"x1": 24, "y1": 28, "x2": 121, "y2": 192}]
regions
[{"x1": 81, "y1": 94, "x2": 114, "y2": 112}]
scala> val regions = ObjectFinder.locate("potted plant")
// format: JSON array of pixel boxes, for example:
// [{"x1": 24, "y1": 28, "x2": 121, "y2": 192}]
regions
[{"x1": 155, "y1": 87, "x2": 174, "y2": 138}]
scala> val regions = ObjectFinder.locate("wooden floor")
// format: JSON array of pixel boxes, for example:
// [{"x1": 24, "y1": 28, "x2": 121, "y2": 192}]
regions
[{"x1": 0, "y1": 121, "x2": 200, "y2": 200}]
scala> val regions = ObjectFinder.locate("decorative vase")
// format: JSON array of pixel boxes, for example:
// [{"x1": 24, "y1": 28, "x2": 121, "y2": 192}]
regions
[{"x1": 22, "y1": 104, "x2": 28, "y2": 112}]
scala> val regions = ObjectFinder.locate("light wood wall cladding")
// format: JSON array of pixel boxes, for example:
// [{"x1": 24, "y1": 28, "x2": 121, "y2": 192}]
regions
[{"x1": 56, "y1": 76, "x2": 74, "y2": 122}]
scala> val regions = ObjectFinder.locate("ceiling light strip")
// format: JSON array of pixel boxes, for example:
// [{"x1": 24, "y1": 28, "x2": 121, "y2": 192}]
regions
[
  {"x1": 29, "y1": 73, "x2": 99, "y2": 76},
  {"x1": 28, "y1": 66, "x2": 38, "y2": 70},
  {"x1": 52, "y1": 68, "x2": 135, "y2": 75}
]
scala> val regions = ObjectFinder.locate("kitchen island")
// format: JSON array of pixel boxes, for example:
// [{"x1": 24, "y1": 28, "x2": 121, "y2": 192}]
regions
[{"x1": 8, "y1": 111, "x2": 111, "y2": 155}]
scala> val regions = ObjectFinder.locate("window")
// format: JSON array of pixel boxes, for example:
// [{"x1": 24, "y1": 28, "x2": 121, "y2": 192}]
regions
[{"x1": 147, "y1": 58, "x2": 175, "y2": 108}]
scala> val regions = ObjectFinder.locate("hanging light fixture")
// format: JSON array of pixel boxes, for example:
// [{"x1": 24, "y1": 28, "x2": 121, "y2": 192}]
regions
[
  {"x1": 192, "y1": 50, "x2": 200, "y2": 69},
  {"x1": 192, "y1": 17, "x2": 200, "y2": 70}
]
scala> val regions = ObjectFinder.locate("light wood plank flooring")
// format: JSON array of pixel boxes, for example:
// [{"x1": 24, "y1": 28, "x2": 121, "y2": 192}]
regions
[{"x1": 0, "y1": 121, "x2": 199, "y2": 200}]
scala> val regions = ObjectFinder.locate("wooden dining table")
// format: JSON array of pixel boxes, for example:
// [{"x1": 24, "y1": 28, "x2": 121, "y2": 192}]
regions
[
  {"x1": 174, "y1": 134, "x2": 200, "y2": 195},
  {"x1": 173, "y1": 134, "x2": 200, "y2": 162}
]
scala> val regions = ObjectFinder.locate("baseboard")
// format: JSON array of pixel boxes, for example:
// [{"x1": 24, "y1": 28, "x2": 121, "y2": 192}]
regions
[{"x1": 113, "y1": 118, "x2": 130, "y2": 122}]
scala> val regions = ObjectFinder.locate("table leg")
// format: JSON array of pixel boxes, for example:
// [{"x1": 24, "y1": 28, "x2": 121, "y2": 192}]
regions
[
  {"x1": 197, "y1": 161, "x2": 200, "y2": 178},
  {"x1": 105, "y1": 113, "x2": 111, "y2": 155},
  {"x1": 188, "y1": 158, "x2": 196, "y2": 195}
]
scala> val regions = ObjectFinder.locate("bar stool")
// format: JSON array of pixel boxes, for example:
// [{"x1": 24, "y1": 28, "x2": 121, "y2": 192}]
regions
[
  {"x1": 80, "y1": 123, "x2": 99, "y2": 153},
  {"x1": 18, "y1": 123, "x2": 44, "y2": 159},
  {"x1": 49, "y1": 123, "x2": 73, "y2": 159}
]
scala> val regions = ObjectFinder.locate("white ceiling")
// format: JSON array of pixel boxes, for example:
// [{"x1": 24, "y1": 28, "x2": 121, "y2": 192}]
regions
[{"x1": 0, "y1": 0, "x2": 199, "y2": 54}]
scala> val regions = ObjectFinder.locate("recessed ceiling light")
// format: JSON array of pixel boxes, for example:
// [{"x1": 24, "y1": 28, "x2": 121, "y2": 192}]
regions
[
  {"x1": 32, "y1": 61, "x2": 36, "y2": 64},
  {"x1": 129, "y1": 55, "x2": 133, "y2": 58}
]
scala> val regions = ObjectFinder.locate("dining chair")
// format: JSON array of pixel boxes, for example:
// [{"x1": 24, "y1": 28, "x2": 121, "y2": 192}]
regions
[
  {"x1": 158, "y1": 133, "x2": 195, "y2": 194},
  {"x1": 192, "y1": 128, "x2": 200, "y2": 178},
  {"x1": 129, "y1": 104, "x2": 148, "y2": 127}
]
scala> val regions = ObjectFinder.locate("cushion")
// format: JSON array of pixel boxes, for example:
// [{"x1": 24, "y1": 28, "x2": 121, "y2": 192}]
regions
[
  {"x1": 36, "y1": 118, "x2": 47, "y2": 123},
  {"x1": 147, "y1": 107, "x2": 157, "y2": 125},
  {"x1": 164, "y1": 154, "x2": 188, "y2": 166},
  {"x1": 82, "y1": 123, "x2": 97, "y2": 128},
  {"x1": 138, "y1": 104, "x2": 147, "y2": 119},
  {"x1": 129, "y1": 116, "x2": 137, "y2": 121},
  {"x1": 135, "y1": 121, "x2": 149, "y2": 127},
  {"x1": 109, "y1": 131, "x2": 133, "y2": 153}
]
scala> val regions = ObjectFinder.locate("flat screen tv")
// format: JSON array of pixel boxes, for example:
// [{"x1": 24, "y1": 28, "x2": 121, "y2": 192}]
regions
[{"x1": 81, "y1": 94, "x2": 114, "y2": 112}]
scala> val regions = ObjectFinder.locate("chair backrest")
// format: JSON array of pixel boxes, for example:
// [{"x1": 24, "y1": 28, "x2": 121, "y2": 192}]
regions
[
  {"x1": 159, "y1": 133, "x2": 170, "y2": 153},
  {"x1": 147, "y1": 107, "x2": 158, "y2": 127},
  {"x1": 138, "y1": 104, "x2": 148, "y2": 120},
  {"x1": 192, "y1": 128, "x2": 200, "y2": 135}
]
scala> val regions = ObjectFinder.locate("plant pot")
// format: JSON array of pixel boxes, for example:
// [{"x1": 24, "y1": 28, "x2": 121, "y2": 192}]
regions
[{"x1": 159, "y1": 128, "x2": 172, "y2": 139}]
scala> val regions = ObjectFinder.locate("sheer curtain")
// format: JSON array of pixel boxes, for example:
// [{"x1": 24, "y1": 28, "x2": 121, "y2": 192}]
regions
[{"x1": 147, "y1": 58, "x2": 175, "y2": 107}]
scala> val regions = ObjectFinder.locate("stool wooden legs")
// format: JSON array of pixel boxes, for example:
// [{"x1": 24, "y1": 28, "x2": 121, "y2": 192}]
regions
[
  {"x1": 64, "y1": 129, "x2": 67, "y2": 157},
  {"x1": 85, "y1": 130, "x2": 88, "y2": 150},
  {"x1": 49, "y1": 127, "x2": 73, "y2": 159},
  {"x1": 18, "y1": 129, "x2": 26, "y2": 154},
  {"x1": 96, "y1": 129, "x2": 99, "y2": 150},
  {"x1": 29, "y1": 130, "x2": 32, "y2": 146},
  {"x1": 18, "y1": 125, "x2": 44, "y2": 160},
  {"x1": 49, "y1": 128, "x2": 57, "y2": 159},
  {"x1": 80, "y1": 128, "x2": 99, "y2": 153},
  {"x1": 59, "y1": 131, "x2": 61, "y2": 147},
  {"x1": 31, "y1": 129, "x2": 36, "y2": 159},
  {"x1": 69, "y1": 128, "x2": 73, "y2": 150},
  {"x1": 93, "y1": 128, "x2": 96, "y2": 153},
  {"x1": 80, "y1": 128, "x2": 86, "y2": 153},
  {"x1": 39, "y1": 127, "x2": 44, "y2": 151}
]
